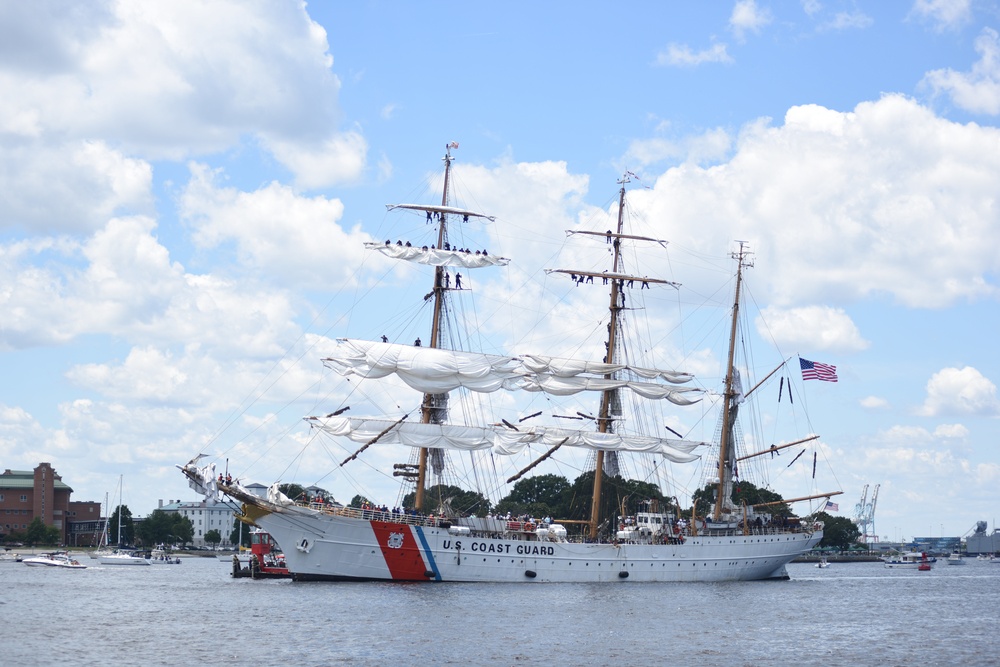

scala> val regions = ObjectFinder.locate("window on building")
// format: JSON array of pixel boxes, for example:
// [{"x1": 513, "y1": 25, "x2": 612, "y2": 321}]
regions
[{"x1": 20, "y1": 495, "x2": 27, "y2": 502}]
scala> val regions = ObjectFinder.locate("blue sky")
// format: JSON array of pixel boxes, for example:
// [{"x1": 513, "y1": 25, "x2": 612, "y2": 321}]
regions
[{"x1": 2, "y1": 0, "x2": 999, "y2": 542}]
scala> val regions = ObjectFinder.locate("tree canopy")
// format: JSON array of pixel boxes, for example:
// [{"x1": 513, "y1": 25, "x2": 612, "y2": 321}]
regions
[
  {"x1": 108, "y1": 505, "x2": 135, "y2": 546},
  {"x1": 136, "y1": 509, "x2": 194, "y2": 546},
  {"x1": 814, "y1": 512, "x2": 861, "y2": 550}
]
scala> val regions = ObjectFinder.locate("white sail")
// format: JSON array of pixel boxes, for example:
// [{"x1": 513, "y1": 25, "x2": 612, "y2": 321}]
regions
[
  {"x1": 309, "y1": 416, "x2": 495, "y2": 451},
  {"x1": 386, "y1": 203, "x2": 496, "y2": 222},
  {"x1": 494, "y1": 426, "x2": 704, "y2": 462},
  {"x1": 366, "y1": 242, "x2": 509, "y2": 268},
  {"x1": 323, "y1": 339, "x2": 523, "y2": 394},
  {"x1": 521, "y1": 354, "x2": 694, "y2": 384},
  {"x1": 308, "y1": 416, "x2": 705, "y2": 461},
  {"x1": 518, "y1": 374, "x2": 703, "y2": 404}
]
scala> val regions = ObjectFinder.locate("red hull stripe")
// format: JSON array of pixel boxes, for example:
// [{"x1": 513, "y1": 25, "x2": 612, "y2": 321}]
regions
[{"x1": 370, "y1": 521, "x2": 432, "y2": 581}]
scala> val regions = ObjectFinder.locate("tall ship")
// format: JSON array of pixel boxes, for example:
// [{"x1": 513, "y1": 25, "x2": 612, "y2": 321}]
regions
[{"x1": 182, "y1": 144, "x2": 839, "y2": 582}]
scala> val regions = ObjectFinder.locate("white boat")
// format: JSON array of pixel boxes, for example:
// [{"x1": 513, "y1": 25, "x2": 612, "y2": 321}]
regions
[
  {"x1": 99, "y1": 549, "x2": 151, "y2": 566},
  {"x1": 882, "y1": 551, "x2": 935, "y2": 569},
  {"x1": 180, "y1": 145, "x2": 839, "y2": 583},
  {"x1": 23, "y1": 552, "x2": 87, "y2": 569},
  {"x1": 815, "y1": 557, "x2": 831, "y2": 568},
  {"x1": 150, "y1": 549, "x2": 181, "y2": 564},
  {"x1": 946, "y1": 551, "x2": 964, "y2": 565},
  {"x1": 0, "y1": 548, "x2": 20, "y2": 562}
]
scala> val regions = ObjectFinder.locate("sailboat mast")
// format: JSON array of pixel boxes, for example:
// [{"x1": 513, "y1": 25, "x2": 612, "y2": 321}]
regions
[
  {"x1": 713, "y1": 243, "x2": 750, "y2": 521},
  {"x1": 587, "y1": 176, "x2": 629, "y2": 539},
  {"x1": 415, "y1": 144, "x2": 455, "y2": 512}
]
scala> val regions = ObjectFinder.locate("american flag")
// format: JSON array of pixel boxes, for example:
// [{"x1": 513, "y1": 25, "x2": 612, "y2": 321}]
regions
[
  {"x1": 800, "y1": 357, "x2": 838, "y2": 382},
  {"x1": 825, "y1": 501, "x2": 839, "y2": 512}
]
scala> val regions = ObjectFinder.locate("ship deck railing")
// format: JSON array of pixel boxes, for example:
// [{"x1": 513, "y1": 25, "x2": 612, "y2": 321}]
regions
[{"x1": 300, "y1": 504, "x2": 815, "y2": 541}]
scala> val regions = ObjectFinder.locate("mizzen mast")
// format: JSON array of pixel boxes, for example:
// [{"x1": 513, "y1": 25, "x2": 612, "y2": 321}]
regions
[{"x1": 712, "y1": 242, "x2": 752, "y2": 521}]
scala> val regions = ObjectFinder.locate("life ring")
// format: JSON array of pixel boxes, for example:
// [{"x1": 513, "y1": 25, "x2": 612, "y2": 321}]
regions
[{"x1": 525, "y1": 523, "x2": 535, "y2": 532}]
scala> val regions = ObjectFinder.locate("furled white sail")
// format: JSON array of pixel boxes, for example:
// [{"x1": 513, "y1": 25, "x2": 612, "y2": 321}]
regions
[
  {"x1": 309, "y1": 416, "x2": 495, "y2": 451},
  {"x1": 386, "y1": 203, "x2": 496, "y2": 222},
  {"x1": 366, "y1": 242, "x2": 510, "y2": 268},
  {"x1": 494, "y1": 427, "x2": 703, "y2": 462},
  {"x1": 323, "y1": 339, "x2": 523, "y2": 394},
  {"x1": 518, "y1": 374, "x2": 703, "y2": 404},
  {"x1": 520, "y1": 355, "x2": 694, "y2": 384},
  {"x1": 308, "y1": 416, "x2": 705, "y2": 462}
]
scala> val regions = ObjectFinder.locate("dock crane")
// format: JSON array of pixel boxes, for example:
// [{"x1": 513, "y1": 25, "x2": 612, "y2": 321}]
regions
[{"x1": 852, "y1": 484, "x2": 880, "y2": 545}]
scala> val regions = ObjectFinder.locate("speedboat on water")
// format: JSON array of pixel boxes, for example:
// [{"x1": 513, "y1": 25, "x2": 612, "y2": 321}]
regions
[
  {"x1": 180, "y1": 145, "x2": 842, "y2": 584},
  {"x1": 23, "y1": 552, "x2": 87, "y2": 569}
]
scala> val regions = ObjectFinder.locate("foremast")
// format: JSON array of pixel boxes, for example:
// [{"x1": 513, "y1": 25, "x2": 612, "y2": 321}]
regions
[
  {"x1": 415, "y1": 143, "x2": 457, "y2": 512},
  {"x1": 713, "y1": 243, "x2": 752, "y2": 521}
]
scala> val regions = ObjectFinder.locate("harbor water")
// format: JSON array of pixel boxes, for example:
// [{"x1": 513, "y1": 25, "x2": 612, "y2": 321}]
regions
[{"x1": 1, "y1": 555, "x2": 996, "y2": 666}]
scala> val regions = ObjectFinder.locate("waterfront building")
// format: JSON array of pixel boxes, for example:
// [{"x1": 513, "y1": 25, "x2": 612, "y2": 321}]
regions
[{"x1": 157, "y1": 498, "x2": 239, "y2": 548}]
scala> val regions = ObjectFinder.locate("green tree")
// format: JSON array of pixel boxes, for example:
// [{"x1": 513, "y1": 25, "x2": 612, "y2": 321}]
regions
[
  {"x1": 230, "y1": 519, "x2": 251, "y2": 547},
  {"x1": 25, "y1": 517, "x2": 55, "y2": 546},
  {"x1": 814, "y1": 512, "x2": 861, "y2": 550},
  {"x1": 204, "y1": 529, "x2": 222, "y2": 548},
  {"x1": 108, "y1": 505, "x2": 135, "y2": 546},
  {"x1": 349, "y1": 494, "x2": 372, "y2": 508},
  {"x1": 137, "y1": 510, "x2": 195, "y2": 547},
  {"x1": 494, "y1": 474, "x2": 571, "y2": 518},
  {"x1": 402, "y1": 484, "x2": 491, "y2": 516},
  {"x1": 690, "y1": 481, "x2": 790, "y2": 518}
]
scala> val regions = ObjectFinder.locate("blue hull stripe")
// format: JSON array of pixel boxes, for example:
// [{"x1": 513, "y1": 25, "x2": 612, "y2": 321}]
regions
[{"x1": 414, "y1": 526, "x2": 441, "y2": 581}]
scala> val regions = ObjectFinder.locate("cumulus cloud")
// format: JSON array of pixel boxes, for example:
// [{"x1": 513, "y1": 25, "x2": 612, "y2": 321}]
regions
[
  {"x1": 922, "y1": 27, "x2": 1000, "y2": 115},
  {"x1": 757, "y1": 305, "x2": 869, "y2": 352},
  {"x1": 179, "y1": 163, "x2": 374, "y2": 290},
  {"x1": 626, "y1": 95, "x2": 1000, "y2": 309},
  {"x1": 918, "y1": 366, "x2": 1000, "y2": 416},
  {"x1": 0, "y1": 0, "x2": 364, "y2": 196},
  {"x1": 860, "y1": 396, "x2": 890, "y2": 410}
]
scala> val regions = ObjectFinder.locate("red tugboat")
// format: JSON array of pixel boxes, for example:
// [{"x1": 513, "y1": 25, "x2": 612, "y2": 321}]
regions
[{"x1": 232, "y1": 529, "x2": 290, "y2": 579}]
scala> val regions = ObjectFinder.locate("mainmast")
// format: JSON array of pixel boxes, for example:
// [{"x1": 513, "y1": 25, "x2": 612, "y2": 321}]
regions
[
  {"x1": 712, "y1": 242, "x2": 752, "y2": 521},
  {"x1": 415, "y1": 143, "x2": 456, "y2": 512},
  {"x1": 584, "y1": 176, "x2": 631, "y2": 539}
]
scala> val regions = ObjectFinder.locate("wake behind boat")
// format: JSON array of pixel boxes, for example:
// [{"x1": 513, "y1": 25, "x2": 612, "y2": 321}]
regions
[{"x1": 181, "y1": 144, "x2": 840, "y2": 583}]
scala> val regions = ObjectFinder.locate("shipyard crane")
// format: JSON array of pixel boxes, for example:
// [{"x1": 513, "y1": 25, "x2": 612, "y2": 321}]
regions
[{"x1": 852, "y1": 484, "x2": 880, "y2": 545}]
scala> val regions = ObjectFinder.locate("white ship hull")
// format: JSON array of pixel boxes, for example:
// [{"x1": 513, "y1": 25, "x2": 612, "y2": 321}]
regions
[{"x1": 256, "y1": 508, "x2": 821, "y2": 583}]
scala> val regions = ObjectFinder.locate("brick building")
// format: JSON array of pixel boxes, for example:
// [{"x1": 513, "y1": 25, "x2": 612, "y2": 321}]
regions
[{"x1": 0, "y1": 463, "x2": 73, "y2": 542}]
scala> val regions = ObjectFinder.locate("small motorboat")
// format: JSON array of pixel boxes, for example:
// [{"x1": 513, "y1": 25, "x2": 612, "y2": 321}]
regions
[
  {"x1": 23, "y1": 552, "x2": 87, "y2": 569},
  {"x1": 815, "y1": 557, "x2": 831, "y2": 568}
]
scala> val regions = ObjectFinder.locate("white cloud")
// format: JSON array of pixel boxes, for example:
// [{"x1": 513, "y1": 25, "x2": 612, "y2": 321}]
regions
[
  {"x1": 918, "y1": 366, "x2": 1000, "y2": 416},
  {"x1": 922, "y1": 27, "x2": 1000, "y2": 115},
  {"x1": 860, "y1": 396, "x2": 890, "y2": 410},
  {"x1": 820, "y1": 12, "x2": 874, "y2": 31},
  {"x1": 933, "y1": 423, "x2": 968, "y2": 438},
  {"x1": 0, "y1": 0, "x2": 363, "y2": 183},
  {"x1": 654, "y1": 42, "x2": 733, "y2": 67},
  {"x1": 623, "y1": 128, "x2": 732, "y2": 169},
  {"x1": 179, "y1": 163, "x2": 373, "y2": 290},
  {"x1": 627, "y1": 95, "x2": 1000, "y2": 309},
  {"x1": 730, "y1": 0, "x2": 772, "y2": 41},
  {"x1": 908, "y1": 0, "x2": 972, "y2": 32},
  {"x1": 0, "y1": 141, "x2": 153, "y2": 234},
  {"x1": 757, "y1": 305, "x2": 869, "y2": 353}
]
